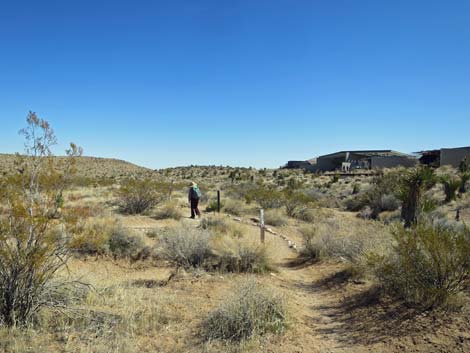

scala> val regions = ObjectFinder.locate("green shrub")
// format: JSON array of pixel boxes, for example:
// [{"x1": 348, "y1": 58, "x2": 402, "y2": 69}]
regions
[
  {"x1": 202, "y1": 281, "x2": 286, "y2": 342},
  {"x1": 245, "y1": 186, "x2": 283, "y2": 209},
  {"x1": 117, "y1": 179, "x2": 167, "y2": 214},
  {"x1": 369, "y1": 223, "x2": 470, "y2": 309}
]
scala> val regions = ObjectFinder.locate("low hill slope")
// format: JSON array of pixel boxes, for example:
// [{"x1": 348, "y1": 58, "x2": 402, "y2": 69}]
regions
[{"x1": 0, "y1": 153, "x2": 155, "y2": 180}]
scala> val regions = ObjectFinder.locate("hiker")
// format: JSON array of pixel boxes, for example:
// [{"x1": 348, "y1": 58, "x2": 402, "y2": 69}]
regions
[{"x1": 188, "y1": 182, "x2": 201, "y2": 219}]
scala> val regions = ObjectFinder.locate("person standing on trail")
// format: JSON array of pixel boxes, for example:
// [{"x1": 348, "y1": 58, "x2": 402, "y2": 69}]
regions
[{"x1": 188, "y1": 182, "x2": 201, "y2": 219}]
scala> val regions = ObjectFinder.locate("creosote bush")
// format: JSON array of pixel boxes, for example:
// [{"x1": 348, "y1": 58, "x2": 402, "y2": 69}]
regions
[
  {"x1": 202, "y1": 280, "x2": 286, "y2": 342},
  {"x1": 369, "y1": 223, "x2": 470, "y2": 309},
  {"x1": 117, "y1": 179, "x2": 168, "y2": 214},
  {"x1": 0, "y1": 113, "x2": 82, "y2": 327}
]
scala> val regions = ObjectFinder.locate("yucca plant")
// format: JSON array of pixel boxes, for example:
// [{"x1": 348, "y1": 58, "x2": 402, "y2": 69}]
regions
[
  {"x1": 440, "y1": 175, "x2": 461, "y2": 203},
  {"x1": 398, "y1": 166, "x2": 435, "y2": 228}
]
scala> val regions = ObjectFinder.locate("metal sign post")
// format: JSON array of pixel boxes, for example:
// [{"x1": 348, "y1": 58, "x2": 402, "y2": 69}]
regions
[{"x1": 260, "y1": 208, "x2": 265, "y2": 243}]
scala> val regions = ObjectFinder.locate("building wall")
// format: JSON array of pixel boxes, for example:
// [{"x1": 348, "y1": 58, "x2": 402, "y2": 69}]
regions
[
  {"x1": 370, "y1": 156, "x2": 417, "y2": 169},
  {"x1": 440, "y1": 147, "x2": 470, "y2": 168},
  {"x1": 316, "y1": 157, "x2": 338, "y2": 171}
]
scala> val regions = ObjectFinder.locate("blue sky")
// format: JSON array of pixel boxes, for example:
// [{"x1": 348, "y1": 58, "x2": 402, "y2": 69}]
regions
[{"x1": 0, "y1": 0, "x2": 469, "y2": 168}]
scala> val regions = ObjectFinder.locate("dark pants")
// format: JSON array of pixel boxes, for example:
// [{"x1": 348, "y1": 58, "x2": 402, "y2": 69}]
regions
[{"x1": 190, "y1": 199, "x2": 200, "y2": 218}]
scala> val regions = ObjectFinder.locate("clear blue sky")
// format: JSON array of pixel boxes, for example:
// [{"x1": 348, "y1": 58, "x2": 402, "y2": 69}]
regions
[{"x1": 0, "y1": 0, "x2": 469, "y2": 168}]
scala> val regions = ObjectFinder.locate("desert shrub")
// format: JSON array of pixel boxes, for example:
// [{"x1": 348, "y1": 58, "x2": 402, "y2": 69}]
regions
[
  {"x1": 206, "y1": 199, "x2": 224, "y2": 212},
  {"x1": 369, "y1": 223, "x2": 470, "y2": 309},
  {"x1": 211, "y1": 239, "x2": 274, "y2": 273},
  {"x1": 200, "y1": 215, "x2": 229, "y2": 233},
  {"x1": 282, "y1": 190, "x2": 313, "y2": 217},
  {"x1": 299, "y1": 225, "x2": 320, "y2": 260},
  {"x1": 0, "y1": 113, "x2": 82, "y2": 327},
  {"x1": 264, "y1": 209, "x2": 288, "y2": 227},
  {"x1": 68, "y1": 218, "x2": 144, "y2": 258},
  {"x1": 108, "y1": 229, "x2": 145, "y2": 258},
  {"x1": 156, "y1": 226, "x2": 212, "y2": 269},
  {"x1": 117, "y1": 179, "x2": 167, "y2": 214},
  {"x1": 294, "y1": 207, "x2": 317, "y2": 222},
  {"x1": 202, "y1": 281, "x2": 286, "y2": 342},
  {"x1": 68, "y1": 218, "x2": 117, "y2": 255},
  {"x1": 245, "y1": 185, "x2": 283, "y2": 209},
  {"x1": 222, "y1": 199, "x2": 246, "y2": 216},
  {"x1": 153, "y1": 201, "x2": 183, "y2": 220},
  {"x1": 377, "y1": 194, "x2": 400, "y2": 212}
]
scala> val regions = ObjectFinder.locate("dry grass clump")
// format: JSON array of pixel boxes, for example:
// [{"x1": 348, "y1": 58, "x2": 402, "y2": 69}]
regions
[
  {"x1": 298, "y1": 218, "x2": 392, "y2": 278},
  {"x1": 222, "y1": 199, "x2": 247, "y2": 216},
  {"x1": 156, "y1": 226, "x2": 213, "y2": 269},
  {"x1": 153, "y1": 200, "x2": 183, "y2": 220},
  {"x1": 264, "y1": 209, "x2": 288, "y2": 227},
  {"x1": 201, "y1": 280, "x2": 286, "y2": 342},
  {"x1": 369, "y1": 223, "x2": 470, "y2": 309},
  {"x1": 0, "y1": 282, "x2": 177, "y2": 353},
  {"x1": 200, "y1": 216, "x2": 244, "y2": 238},
  {"x1": 210, "y1": 236, "x2": 274, "y2": 274},
  {"x1": 69, "y1": 217, "x2": 144, "y2": 259}
]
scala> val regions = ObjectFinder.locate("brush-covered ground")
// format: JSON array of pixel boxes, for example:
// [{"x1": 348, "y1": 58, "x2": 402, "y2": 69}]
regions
[{"x1": 1, "y1": 163, "x2": 469, "y2": 353}]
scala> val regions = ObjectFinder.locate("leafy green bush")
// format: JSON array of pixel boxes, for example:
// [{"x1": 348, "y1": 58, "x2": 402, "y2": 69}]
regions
[
  {"x1": 117, "y1": 179, "x2": 168, "y2": 214},
  {"x1": 202, "y1": 281, "x2": 286, "y2": 342},
  {"x1": 245, "y1": 185, "x2": 283, "y2": 209},
  {"x1": 369, "y1": 223, "x2": 470, "y2": 309}
]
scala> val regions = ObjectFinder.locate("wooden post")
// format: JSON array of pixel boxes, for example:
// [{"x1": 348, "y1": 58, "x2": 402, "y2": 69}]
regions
[
  {"x1": 217, "y1": 190, "x2": 221, "y2": 213},
  {"x1": 260, "y1": 208, "x2": 265, "y2": 243}
]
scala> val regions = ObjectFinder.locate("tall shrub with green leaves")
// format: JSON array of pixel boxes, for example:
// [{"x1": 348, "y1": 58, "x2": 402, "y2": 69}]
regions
[
  {"x1": 0, "y1": 113, "x2": 82, "y2": 326},
  {"x1": 370, "y1": 223, "x2": 470, "y2": 309}
]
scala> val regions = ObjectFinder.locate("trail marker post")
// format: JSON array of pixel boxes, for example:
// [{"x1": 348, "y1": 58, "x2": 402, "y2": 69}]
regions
[
  {"x1": 260, "y1": 208, "x2": 265, "y2": 243},
  {"x1": 217, "y1": 190, "x2": 221, "y2": 213}
]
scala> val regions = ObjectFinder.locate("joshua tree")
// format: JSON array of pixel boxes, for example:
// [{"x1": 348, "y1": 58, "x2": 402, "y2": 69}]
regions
[{"x1": 398, "y1": 166, "x2": 435, "y2": 228}]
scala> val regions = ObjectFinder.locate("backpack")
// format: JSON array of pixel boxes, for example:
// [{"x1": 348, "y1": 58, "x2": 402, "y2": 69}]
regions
[{"x1": 192, "y1": 186, "x2": 202, "y2": 199}]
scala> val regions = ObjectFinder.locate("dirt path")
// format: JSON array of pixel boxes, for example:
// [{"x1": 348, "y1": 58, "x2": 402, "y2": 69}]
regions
[{"x1": 254, "y1": 224, "x2": 469, "y2": 353}]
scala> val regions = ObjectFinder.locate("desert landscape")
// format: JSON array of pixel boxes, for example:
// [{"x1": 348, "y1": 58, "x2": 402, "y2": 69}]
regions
[{"x1": 0, "y1": 116, "x2": 469, "y2": 353}]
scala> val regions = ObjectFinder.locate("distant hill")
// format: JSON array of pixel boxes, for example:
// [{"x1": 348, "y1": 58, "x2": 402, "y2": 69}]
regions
[{"x1": 0, "y1": 154, "x2": 155, "y2": 180}]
